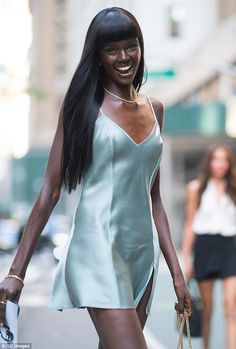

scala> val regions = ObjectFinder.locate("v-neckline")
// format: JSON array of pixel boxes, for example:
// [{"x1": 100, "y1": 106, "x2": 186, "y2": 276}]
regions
[
  {"x1": 208, "y1": 178, "x2": 226, "y2": 207},
  {"x1": 99, "y1": 109, "x2": 158, "y2": 147}
]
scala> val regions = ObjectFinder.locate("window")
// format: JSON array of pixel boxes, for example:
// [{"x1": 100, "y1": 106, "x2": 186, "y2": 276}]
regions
[{"x1": 168, "y1": 2, "x2": 186, "y2": 37}]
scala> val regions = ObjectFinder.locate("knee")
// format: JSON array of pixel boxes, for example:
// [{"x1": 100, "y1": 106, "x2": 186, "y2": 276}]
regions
[
  {"x1": 224, "y1": 300, "x2": 236, "y2": 321},
  {"x1": 202, "y1": 302, "x2": 213, "y2": 320}
]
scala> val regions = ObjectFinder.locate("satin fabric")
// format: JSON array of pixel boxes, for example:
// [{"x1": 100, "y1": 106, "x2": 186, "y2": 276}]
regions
[{"x1": 48, "y1": 99, "x2": 164, "y2": 315}]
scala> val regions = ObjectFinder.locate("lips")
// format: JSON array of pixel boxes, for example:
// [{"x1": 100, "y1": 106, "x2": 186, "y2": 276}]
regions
[{"x1": 115, "y1": 64, "x2": 133, "y2": 75}]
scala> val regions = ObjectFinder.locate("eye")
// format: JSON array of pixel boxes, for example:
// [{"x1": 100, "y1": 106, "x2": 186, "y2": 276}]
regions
[
  {"x1": 126, "y1": 42, "x2": 139, "y2": 51},
  {"x1": 104, "y1": 47, "x2": 117, "y2": 55}
]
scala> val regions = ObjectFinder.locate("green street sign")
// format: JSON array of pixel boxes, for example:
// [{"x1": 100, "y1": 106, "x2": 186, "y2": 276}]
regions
[{"x1": 147, "y1": 68, "x2": 176, "y2": 79}]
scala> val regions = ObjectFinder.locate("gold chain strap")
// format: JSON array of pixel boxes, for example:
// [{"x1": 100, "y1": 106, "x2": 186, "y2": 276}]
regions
[{"x1": 177, "y1": 309, "x2": 192, "y2": 349}]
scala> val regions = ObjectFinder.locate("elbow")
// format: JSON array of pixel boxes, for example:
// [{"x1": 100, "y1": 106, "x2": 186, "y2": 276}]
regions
[
  {"x1": 51, "y1": 188, "x2": 61, "y2": 205},
  {"x1": 40, "y1": 179, "x2": 62, "y2": 207},
  {"x1": 49, "y1": 178, "x2": 62, "y2": 205}
]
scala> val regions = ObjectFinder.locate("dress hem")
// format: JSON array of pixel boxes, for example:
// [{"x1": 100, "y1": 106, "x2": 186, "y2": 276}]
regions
[
  {"x1": 48, "y1": 303, "x2": 138, "y2": 312},
  {"x1": 48, "y1": 260, "x2": 158, "y2": 316}
]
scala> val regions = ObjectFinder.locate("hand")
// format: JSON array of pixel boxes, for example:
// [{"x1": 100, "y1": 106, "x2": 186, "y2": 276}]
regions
[
  {"x1": 182, "y1": 255, "x2": 194, "y2": 281},
  {"x1": 0, "y1": 278, "x2": 23, "y2": 327},
  {"x1": 184, "y1": 260, "x2": 194, "y2": 281},
  {"x1": 173, "y1": 274, "x2": 192, "y2": 318}
]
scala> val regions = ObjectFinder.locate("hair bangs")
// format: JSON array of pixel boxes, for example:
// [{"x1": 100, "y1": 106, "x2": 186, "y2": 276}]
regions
[
  {"x1": 62, "y1": 7, "x2": 146, "y2": 192},
  {"x1": 97, "y1": 13, "x2": 139, "y2": 47}
]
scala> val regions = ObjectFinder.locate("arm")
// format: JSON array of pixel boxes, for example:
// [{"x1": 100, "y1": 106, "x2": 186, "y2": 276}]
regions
[
  {"x1": 181, "y1": 180, "x2": 200, "y2": 278},
  {"x1": 0, "y1": 108, "x2": 64, "y2": 319},
  {"x1": 150, "y1": 98, "x2": 192, "y2": 316}
]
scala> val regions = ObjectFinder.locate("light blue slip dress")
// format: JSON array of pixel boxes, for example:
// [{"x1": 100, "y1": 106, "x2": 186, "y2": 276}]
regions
[{"x1": 48, "y1": 96, "x2": 164, "y2": 316}]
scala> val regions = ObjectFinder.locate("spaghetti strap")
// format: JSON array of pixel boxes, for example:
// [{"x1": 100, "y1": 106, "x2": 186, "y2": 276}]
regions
[{"x1": 146, "y1": 96, "x2": 158, "y2": 123}]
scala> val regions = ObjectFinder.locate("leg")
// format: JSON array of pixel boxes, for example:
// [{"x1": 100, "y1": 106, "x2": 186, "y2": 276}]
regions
[
  {"x1": 136, "y1": 268, "x2": 155, "y2": 329},
  {"x1": 87, "y1": 307, "x2": 148, "y2": 349},
  {"x1": 198, "y1": 279, "x2": 215, "y2": 349},
  {"x1": 88, "y1": 269, "x2": 154, "y2": 349},
  {"x1": 95, "y1": 268, "x2": 154, "y2": 348},
  {"x1": 223, "y1": 276, "x2": 236, "y2": 349}
]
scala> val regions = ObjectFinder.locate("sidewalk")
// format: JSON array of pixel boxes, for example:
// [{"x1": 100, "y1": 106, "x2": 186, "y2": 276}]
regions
[
  {"x1": 146, "y1": 255, "x2": 225, "y2": 349},
  {"x1": 0, "y1": 251, "x2": 225, "y2": 348}
]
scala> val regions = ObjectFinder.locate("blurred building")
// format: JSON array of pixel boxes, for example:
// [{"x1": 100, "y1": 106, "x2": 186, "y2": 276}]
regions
[
  {"x1": 143, "y1": 0, "x2": 236, "y2": 245},
  {"x1": 28, "y1": 0, "x2": 68, "y2": 147},
  {"x1": 0, "y1": 0, "x2": 31, "y2": 214},
  {"x1": 11, "y1": 0, "x2": 236, "y2": 244}
]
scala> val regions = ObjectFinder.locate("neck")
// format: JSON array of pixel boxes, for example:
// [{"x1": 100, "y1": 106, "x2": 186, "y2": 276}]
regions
[
  {"x1": 210, "y1": 176, "x2": 225, "y2": 182},
  {"x1": 103, "y1": 84, "x2": 137, "y2": 100},
  {"x1": 210, "y1": 177, "x2": 226, "y2": 187}
]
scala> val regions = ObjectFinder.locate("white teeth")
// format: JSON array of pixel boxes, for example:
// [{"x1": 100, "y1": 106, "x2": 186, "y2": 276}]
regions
[{"x1": 117, "y1": 65, "x2": 132, "y2": 72}]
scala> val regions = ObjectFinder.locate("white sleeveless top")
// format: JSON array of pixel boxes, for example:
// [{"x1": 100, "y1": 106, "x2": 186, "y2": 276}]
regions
[{"x1": 192, "y1": 179, "x2": 236, "y2": 236}]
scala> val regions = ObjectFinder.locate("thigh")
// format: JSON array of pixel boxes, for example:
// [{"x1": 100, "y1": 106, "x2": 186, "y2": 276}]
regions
[
  {"x1": 87, "y1": 307, "x2": 147, "y2": 349},
  {"x1": 136, "y1": 268, "x2": 154, "y2": 329},
  {"x1": 223, "y1": 276, "x2": 236, "y2": 308},
  {"x1": 198, "y1": 279, "x2": 215, "y2": 311}
]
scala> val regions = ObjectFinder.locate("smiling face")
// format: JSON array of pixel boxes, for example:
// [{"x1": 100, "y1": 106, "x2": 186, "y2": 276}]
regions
[
  {"x1": 99, "y1": 37, "x2": 141, "y2": 88},
  {"x1": 210, "y1": 147, "x2": 230, "y2": 179}
]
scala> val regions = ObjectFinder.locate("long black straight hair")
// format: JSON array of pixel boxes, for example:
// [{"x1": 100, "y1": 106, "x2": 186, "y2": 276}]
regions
[{"x1": 61, "y1": 7, "x2": 146, "y2": 193}]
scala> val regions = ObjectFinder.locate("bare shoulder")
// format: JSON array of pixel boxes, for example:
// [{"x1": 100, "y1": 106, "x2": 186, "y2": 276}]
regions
[
  {"x1": 187, "y1": 179, "x2": 200, "y2": 194},
  {"x1": 148, "y1": 96, "x2": 164, "y2": 131}
]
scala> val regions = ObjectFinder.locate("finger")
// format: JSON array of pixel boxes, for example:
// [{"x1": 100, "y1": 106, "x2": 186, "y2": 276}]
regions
[
  {"x1": 11, "y1": 288, "x2": 22, "y2": 304},
  {"x1": 178, "y1": 298, "x2": 184, "y2": 317},
  {"x1": 187, "y1": 299, "x2": 193, "y2": 315},
  {"x1": 184, "y1": 297, "x2": 193, "y2": 316},
  {"x1": 0, "y1": 296, "x2": 7, "y2": 327},
  {"x1": 14, "y1": 292, "x2": 21, "y2": 303}
]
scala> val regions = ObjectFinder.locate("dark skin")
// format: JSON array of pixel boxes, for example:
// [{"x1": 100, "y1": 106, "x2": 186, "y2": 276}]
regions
[
  {"x1": 88, "y1": 38, "x2": 192, "y2": 348},
  {"x1": 0, "y1": 36, "x2": 192, "y2": 348},
  {"x1": 0, "y1": 109, "x2": 64, "y2": 325},
  {"x1": 100, "y1": 37, "x2": 192, "y2": 308},
  {"x1": 100, "y1": 37, "x2": 158, "y2": 146}
]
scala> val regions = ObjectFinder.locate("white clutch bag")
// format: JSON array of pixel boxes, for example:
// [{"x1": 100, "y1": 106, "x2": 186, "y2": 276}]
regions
[{"x1": 0, "y1": 300, "x2": 20, "y2": 344}]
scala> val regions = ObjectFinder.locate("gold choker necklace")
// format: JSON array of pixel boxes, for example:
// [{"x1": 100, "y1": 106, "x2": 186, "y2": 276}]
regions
[{"x1": 103, "y1": 87, "x2": 139, "y2": 104}]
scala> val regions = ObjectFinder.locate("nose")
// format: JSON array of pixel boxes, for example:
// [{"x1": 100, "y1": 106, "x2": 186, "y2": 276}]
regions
[{"x1": 117, "y1": 48, "x2": 129, "y2": 62}]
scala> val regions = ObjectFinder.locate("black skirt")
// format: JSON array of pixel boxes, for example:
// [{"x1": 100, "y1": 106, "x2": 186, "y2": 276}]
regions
[{"x1": 193, "y1": 233, "x2": 236, "y2": 281}]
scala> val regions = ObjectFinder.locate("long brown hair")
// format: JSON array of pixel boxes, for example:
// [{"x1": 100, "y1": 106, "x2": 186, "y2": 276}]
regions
[{"x1": 196, "y1": 144, "x2": 236, "y2": 207}]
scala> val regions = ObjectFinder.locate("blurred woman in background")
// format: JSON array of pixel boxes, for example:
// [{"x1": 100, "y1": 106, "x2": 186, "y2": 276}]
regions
[{"x1": 182, "y1": 144, "x2": 236, "y2": 349}]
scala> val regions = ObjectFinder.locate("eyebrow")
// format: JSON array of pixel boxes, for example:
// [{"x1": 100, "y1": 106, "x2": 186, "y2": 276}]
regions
[{"x1": 103, "y1": 38, "x2": 138, "y2": 46}]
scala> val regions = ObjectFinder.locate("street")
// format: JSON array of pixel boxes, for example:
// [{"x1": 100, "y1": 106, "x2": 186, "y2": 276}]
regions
[
  {"x1": 0, "y1": 1, "x2": 235, "y2": 348},
  {"x1": 0, "y1": 248, "x2": 225, "y2": 349}
]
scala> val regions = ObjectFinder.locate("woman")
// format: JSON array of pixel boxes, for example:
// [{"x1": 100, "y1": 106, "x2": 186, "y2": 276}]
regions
[
  {"x1": 0, "y1": 7, "x2": 191, "y2": 348},
  {"x1": 182, "y1": 144, "x2": 236, "y2": 349}
]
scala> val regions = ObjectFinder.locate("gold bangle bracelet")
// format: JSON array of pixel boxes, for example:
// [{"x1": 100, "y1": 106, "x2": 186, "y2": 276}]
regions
[{"x1": 5, "y1": 274, "x2": 24, "y2": 286}]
